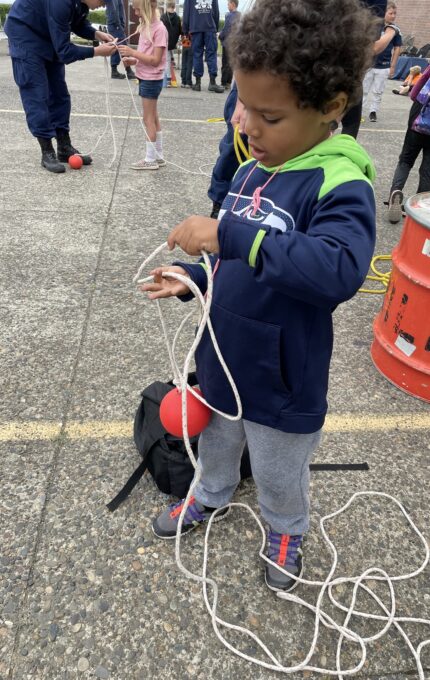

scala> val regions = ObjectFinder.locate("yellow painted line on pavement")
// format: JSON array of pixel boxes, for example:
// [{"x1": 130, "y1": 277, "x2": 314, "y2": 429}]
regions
[
  {"x1": 0, "y1": 108, "x2": 223, "y2": 124},
  {"x1": 0, "y1": 413, "x2": 429, "y2": 442}
]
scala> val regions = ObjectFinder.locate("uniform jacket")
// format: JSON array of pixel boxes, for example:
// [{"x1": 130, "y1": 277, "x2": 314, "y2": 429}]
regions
[
  {"x1": 5, "y1": 0, "x2": 96, "y2": 63},
  {"x1": 182, "y1": 0, "x2": 219, "y2": 34},
  {"x1": 219, "y1": 9, "x2": 240, "y2": 43},
  {"x1": 106, "y1": 0, "x2": 126, "y2": 31},
  {"x1": 177, "y1": 135, "x2": 376, "y2": 434}
]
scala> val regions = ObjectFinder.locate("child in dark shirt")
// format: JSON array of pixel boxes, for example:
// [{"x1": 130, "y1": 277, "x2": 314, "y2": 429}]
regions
[{"x1": 143, "y1": 0, "x2": 377, "y2": 593}]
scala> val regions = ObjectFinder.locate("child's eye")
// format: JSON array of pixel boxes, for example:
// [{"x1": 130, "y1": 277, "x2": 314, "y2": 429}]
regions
[{"x1": 263, "y1": 116, "x2": 281, "y2": 125}]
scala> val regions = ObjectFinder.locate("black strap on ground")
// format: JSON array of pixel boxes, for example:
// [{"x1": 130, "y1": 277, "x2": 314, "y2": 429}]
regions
[
  {"x1": 106, "y1": 459, "x2": 148, "y2": 512},
  {"x1": 310, "y1": 462, "x2": 369, "y2": 471}
]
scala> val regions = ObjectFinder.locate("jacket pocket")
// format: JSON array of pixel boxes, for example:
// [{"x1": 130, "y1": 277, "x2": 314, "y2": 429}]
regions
[{"x1": 196, "y1": 303, "x2": 291, "y2": 419}]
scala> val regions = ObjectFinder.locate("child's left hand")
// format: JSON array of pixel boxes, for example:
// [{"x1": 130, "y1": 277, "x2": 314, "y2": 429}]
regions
[
  {"x1": 118, "y1": 45, "x2": 134, "y2": 58},
  {"x1": 167, "y1": 216, "x2": 220, "y2": 255},
  {"x1": 122, "y1": 56, "x2": 138, "y2": 66}
]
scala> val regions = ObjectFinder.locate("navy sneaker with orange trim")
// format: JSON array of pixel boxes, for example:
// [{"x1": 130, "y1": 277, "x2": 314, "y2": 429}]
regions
[
  {"x1": 264, "y1": 530, "x2": 303, "y2": 592},
  {"x1": 152, "y1": 496, "x2": 229, "y2": 539}
]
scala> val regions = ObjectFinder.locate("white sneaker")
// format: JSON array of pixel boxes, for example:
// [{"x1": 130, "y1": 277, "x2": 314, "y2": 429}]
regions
[{"x1": 130, "y1": 159, "x2": 159, "y2": 171}]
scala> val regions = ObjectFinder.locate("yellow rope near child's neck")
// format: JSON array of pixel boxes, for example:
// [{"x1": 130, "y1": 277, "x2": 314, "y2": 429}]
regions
[
  {"x1": 359, "y1": 255, "x2": 392, "y2": 294},
  {"x1": 234, "y1": 124, "x2": 252, "y2": 163}
]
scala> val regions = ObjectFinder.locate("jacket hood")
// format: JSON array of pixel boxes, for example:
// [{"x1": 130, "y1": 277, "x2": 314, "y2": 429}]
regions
[{"x1": 287, "y1": 134, "x2": 376, "y2": 183}]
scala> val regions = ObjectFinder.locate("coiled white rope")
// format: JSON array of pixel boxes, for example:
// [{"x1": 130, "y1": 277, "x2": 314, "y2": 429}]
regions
[{"x1": 135, "y1": 243, "x2": 430, "y2": 678}]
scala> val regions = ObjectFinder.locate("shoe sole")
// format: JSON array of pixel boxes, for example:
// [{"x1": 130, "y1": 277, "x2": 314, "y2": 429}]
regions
[
  {"x1": 130, "y1": 165, "x2": 159, "y2": 171},
  {"x1": 264, "y1": 561, "x2": 303, "y2": 594},
  {"x1": 388, "y1": 192, "x2": 403, "y2": 224},
  {"x1": 152, "y1": 506, "x2": 230, "y2": 540}
]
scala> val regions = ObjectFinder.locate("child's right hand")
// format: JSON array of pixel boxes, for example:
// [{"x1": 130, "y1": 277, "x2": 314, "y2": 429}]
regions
[{"x1": 140, "y1": 266, "x2": 191, "y2": 299}]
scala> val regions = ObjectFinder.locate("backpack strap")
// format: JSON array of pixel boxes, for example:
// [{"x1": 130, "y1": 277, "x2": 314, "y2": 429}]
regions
[{"x1": 106, "y1": 456, "x2": 150, "y2": 512}]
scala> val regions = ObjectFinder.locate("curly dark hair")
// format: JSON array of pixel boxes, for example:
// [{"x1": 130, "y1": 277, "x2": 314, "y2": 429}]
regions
[{"x1": 227, "y1": 0, "x2": 380, "y2": 111}]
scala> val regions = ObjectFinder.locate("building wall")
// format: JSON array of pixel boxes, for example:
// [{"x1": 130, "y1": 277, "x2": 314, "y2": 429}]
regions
[{"x1": 394, "y1": 0, "x2": 429, "y2": 50}]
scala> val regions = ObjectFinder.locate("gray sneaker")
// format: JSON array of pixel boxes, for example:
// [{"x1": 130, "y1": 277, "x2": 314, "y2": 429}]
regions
[
  {"x1": 388, "y1": 189, "x2": 404, "y2": 224},
  {"x1": 156, "y1": 158, "x2": 166, "y2": 167},
  {"x1": 130, "y1": 159, "x2": 159, "y2": 171},
  {"x1": 152, "y1": 496, "x2": 229, "y2": 539},
  {"x1": 264, "y1": 530, "x2": 303, "y2": 593}
]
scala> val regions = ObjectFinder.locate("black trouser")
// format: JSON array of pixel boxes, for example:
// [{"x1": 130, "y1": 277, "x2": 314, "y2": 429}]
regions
[
  {"x1": 341, "y1": 100, "x2": 363, "y2": 139},
  {"x1": 390, "y1": 127, "x2": 430, "y2": 197},
  {"x1": 221, "y1": 46, "x2": 232, "y2": 86}
]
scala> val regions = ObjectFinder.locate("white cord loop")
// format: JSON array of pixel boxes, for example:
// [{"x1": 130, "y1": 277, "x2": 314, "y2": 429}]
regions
[{"x1": 135, "y1": 244, "x2": 430, "y2": 678}]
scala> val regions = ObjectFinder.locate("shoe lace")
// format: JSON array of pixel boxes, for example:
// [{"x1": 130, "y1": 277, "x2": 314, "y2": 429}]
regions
[
  {"x1": 169, "y1": 496, "x2": 206, "y2": 523},
  {"x1": 267, "y1": 532, "x2": 302, "y2": 567}
]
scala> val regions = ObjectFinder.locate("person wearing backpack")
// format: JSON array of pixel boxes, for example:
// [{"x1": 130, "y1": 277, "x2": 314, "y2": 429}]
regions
[{"x1": 387, "y1": 64, "x2": 430, "y2": 224}]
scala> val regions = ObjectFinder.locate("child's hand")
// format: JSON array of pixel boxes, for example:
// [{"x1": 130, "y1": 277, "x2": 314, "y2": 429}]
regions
[
  {"x1": 140, "y1": 266, "x2": 191, "y2": 299},
  {"x1": 167, "y1": 216, "x2": 220, "y2": 255},
  {"x1": 118, "y1": 45, "x2": 134, "y2": 58},
  {"x1": 122, "y1": 56, "x2": 138, "y2": 66}
]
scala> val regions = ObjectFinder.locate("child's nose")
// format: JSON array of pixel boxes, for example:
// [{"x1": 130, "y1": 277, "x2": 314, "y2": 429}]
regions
[{"x1": 244, "y1": 113, "x2": 260, "y2": 139}]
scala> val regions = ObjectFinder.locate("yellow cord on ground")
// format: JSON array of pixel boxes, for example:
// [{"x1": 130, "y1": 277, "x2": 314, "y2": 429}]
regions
[
  {"x1": 206, "y1": 117, "x2": 225, "y2": 123},
  {"x1": 234, "y1": 124, "x2": 252, "y2": 163},
  {"x1": 359, "y1": 255, "x2": 392, "y2": 294}
]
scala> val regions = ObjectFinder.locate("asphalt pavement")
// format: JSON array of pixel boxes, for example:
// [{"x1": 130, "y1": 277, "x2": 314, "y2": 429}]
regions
[{"x1": 0, "y1": 41, "x2": 429, "y2": 680}]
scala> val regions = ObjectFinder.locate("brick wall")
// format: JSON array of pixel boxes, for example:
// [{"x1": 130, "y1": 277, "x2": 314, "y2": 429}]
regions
[{"x1": 395, "y1": 0, "x2": 429, "y2": 51}]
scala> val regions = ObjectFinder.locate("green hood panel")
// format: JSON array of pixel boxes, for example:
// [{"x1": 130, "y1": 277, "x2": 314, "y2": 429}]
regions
[{"x1": 249, "y1": 134, "x2": 376, "y2": 200}]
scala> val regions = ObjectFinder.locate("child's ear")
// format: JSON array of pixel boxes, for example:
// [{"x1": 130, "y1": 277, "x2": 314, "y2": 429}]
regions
[{"x1": 322, "y1": 92, "x2": 348, "y2": 123}]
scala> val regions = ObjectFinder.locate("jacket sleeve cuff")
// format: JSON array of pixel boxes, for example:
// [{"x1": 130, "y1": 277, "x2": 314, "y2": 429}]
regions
[
  {"x1": 218, "y1": 212, "x2": 267, "y2": 267},
  {"x1": 172, "y1": 261, "x2": 209, "y2": 302}
]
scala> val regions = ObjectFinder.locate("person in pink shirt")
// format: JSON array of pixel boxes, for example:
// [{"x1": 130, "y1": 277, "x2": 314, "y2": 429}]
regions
[{"x1": 119, "y1": 0, "x2": 168, "y2": 170}]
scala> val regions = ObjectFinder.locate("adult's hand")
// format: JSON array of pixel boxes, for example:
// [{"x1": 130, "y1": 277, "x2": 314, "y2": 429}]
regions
[
  {"x1": 94, "y1": 43, "x2": 116, "y2": 57},
  {"x1": 95, "y1": 30, "x2": 115, "y2": 42},
  {"x1": 231, "y1": 98, "x2": 246, "y2": 134}
]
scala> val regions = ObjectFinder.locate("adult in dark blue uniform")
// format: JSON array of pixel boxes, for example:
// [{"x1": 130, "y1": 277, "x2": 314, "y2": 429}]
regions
[
  {"x1": 182, "y1": 0, "x2": 224, "y2": 93},
  {"x1": 5, "y1": 0, "x2": 116, "y2": 173},
  {"x1": 106, "y1": 0, "x2": 135, "y2": 79}
]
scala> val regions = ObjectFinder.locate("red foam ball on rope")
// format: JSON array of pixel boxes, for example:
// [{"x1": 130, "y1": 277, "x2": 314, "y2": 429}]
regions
[
  {"x1": 159, "y1": 387, "x2": 211, "y2": 438},
  {"x1": 68, "y1": 154, "x2": 83, "y2": 169}
]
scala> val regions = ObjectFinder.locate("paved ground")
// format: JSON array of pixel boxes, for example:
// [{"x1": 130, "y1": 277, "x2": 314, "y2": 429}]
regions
[{"x1": 0, "y1": 39, "x2": 429, "y2": 680}]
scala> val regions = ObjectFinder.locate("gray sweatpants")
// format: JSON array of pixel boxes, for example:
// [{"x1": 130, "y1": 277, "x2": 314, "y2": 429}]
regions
[{"x1": 193, "y1": 413, "x2": 322, "y2": 535}]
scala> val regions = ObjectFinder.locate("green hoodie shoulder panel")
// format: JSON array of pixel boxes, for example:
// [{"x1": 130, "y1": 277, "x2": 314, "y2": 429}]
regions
[{"x1": 258, "y1": 135, "x2": 376, "y2": 201}]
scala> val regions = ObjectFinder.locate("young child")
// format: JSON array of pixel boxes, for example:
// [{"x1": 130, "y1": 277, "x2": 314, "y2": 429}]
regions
[
  {"x1": 143, "y1": 0, "x2": 377, "y2": 593},
  {"x1": 392, "y1": 65, "x2": 421, "y2": 96},
  {"x1": 219, "y1": 0, "x2": 241, "y2": 90},
  {"x1": 118, "y1": 0, "x2": 168, "y2": 170},
  {"x1": 362, "y1": 2, "x2": 402, "y2": 122},
  {"x1": 160, "y1": 1, "x2": 182, "y2": 87}
]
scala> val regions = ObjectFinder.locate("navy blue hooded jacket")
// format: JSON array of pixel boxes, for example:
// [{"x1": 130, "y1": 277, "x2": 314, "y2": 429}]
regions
[
  {"x1": 182, "y1": 0, "x2": 219, "y2": 34},
  {"x1": 5, "y1": 0, "x2": 97, "y2": 63},
  {"x1": 177, "y1": 135, "x2": 376, "y2": 434}
]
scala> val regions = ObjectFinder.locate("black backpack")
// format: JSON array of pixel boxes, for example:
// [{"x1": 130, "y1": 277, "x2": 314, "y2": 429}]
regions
[
  {"x1": 107, "y1": 373, "x2": 252, "y2": 512},
  {"x1": 107, "y1": 375, "x2": 369, "y2": 512}
]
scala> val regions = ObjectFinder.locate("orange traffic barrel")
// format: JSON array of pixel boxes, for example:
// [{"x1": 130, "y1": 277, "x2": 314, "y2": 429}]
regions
[{"x1": 371, "y1": 192, "x2": 430, "y2": 402}]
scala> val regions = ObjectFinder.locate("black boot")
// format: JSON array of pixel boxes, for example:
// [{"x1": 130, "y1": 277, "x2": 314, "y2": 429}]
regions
[
  {"x1": 37, "y1": 138, "x2": 66, "y2": 173},
  {"x1": 208, "y1": 76, "x2": 224, "y2": 93},
  {"x1": 56, "y1": 129, "x2": 92, "y2": 165},
  {"x1": 111, "y1": 66, "x2": 126, "y2": 79},
  {"x1": 210, "y1": 201, "x2": 221, "y2": 219},
  {"x1": 126, "y1": 67, "x2": 136, "y2": 79},
  {"x1": 192, "y1": 77, "x2": 201, "y2": 92}
]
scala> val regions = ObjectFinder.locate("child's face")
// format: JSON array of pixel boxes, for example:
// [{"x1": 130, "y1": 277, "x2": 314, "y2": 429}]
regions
[
  {"x1": 385, "y1": 6, "x2": 397, "y2": 23},
  {"x1": 227, "y1": 1, "x2": 236, "y2": 11},
  {"x1": 235, "y1": 70, "x2": 337, "y2": 167}
]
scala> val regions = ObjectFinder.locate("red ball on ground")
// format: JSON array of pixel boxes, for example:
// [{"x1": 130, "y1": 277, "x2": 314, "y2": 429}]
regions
[
  {"x1": 68, "y1": 154, "x2": 83, "y2": 169},
  {"x1": 160, "y1": 387, "x2": 211, "y2": 438}
]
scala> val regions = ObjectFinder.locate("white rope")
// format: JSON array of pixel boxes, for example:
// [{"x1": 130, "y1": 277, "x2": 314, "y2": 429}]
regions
[{"x1": 135, "y1": 244, "x2": 430, "y2": 678}]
